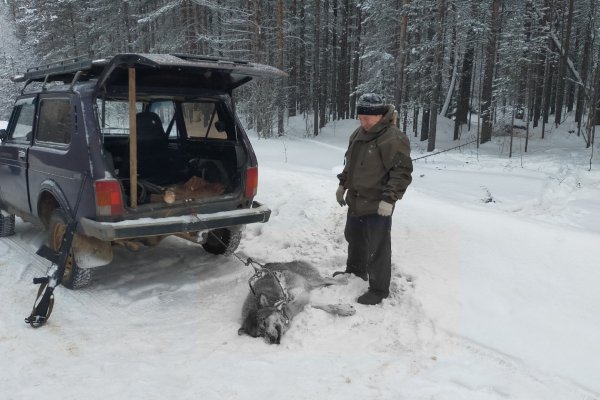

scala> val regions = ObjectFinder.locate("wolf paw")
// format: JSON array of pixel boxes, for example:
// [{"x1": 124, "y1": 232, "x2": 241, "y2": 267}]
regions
[
  {"x1": 311, "y1": 303, "x2": 356, "y2": 316},
  {"x1": 334, "y1": 303, "x2": 356, "y2": 316},
  {"x1": 331, "y1": 274, "x2": 349, "y2": 285}
]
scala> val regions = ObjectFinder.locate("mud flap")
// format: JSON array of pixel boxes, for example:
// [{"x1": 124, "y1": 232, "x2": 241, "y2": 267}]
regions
[{"x1": 72, "y1": 234, "x2": 113, "y2": 268}]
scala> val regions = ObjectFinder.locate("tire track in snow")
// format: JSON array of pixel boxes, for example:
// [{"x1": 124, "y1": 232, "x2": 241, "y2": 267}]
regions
[{"x1": 2, "y1": 234, "x2": 132, "y2": 320}]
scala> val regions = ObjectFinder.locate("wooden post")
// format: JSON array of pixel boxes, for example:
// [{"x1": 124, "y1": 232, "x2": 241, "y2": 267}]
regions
[{"x1": 128, "y1": 68, "x2": 137, "y2": 209}]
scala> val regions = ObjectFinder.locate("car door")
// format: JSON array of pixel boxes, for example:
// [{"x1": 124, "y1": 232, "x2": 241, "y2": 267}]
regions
[
  {"x1": 27, "y1": 94, "x2": 81, "y2": 221},
  {"x1": 0, "y1": 96, "x2": 36, "y2": 214}
]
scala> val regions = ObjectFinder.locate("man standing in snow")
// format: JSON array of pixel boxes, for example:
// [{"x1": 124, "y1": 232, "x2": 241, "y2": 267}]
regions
[{"x1": 335, "y1": 93, "x2": 413, "y2": 305}]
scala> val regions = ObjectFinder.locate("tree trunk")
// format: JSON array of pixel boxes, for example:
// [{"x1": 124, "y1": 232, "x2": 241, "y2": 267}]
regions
[
  {"x1": 541, "y1": 0, "x2": 556, "y2": 136},
  {"x1": 480, "y1": 0, "x2": 501, "y2": 144},
  {"x1": 532, "y1": 48, "x2": 545, "y2": 128},
  {"x1": 394, "y1": 0, "x2": 411, "y2": 110},
  {"x1": 427, "y1": 0, "x2": 446, "y2": 152},
  {"x1": 331, "y1": 0, "x2": 338, "y2": 120},
  {"x1": 525, "y1": 63, "x2": 533, "y2": 153},
  {"x1": 419, "y1": 20, "x2": 433, "y2": 142},
  {"x1": 313, "y1": 0, "x2": 321, "y2": 136},
  {"x1": 122, "y1": 1, "x2": 131, "y2": 52},
  {"x1": 454, "y1": 18, "x2": 474, "y2": 141},
  {"x1": 342, "y1": 0, "x2": 352, "y2": 119},
  {"x1": 541, "y1": 53, "x2": 553, "y2": 138},
  {"x1": 413, "y1": 106, "x2": 419, "y2": 137},
  {"x1": 420, "y1": 107, "x2": 430, "y2": 141},
  {"x1": 319, "y1": 0, "x2": 329, "y2": 128},
  {"x1": 288, "y1": 0, "x2": 298, "y2": 117},
  {"x1": 441, "y1": 52, "x2": 457, "y2": 118},
  {"x1": 298, "y1": 0, "x2": 307, "y2": 114},
  {"x1": 349, "y1": 3, "x2": 362, "y2": 119},
  {"x1": 586, "y1": 50, "x2": 600, "y2": 147},
  {"x1": 252, "y1": 0, "x2": 267, "y2": 136},
  {"x1": 277, "y1": 0, "x2": 285, "y2": 136},
  {"x1": 454, "y1": 46, "x2": 474, "y2": 140},
  {"x1": 337, "y1": 0, "x2": 350, "y2": 120},
  {"x1": 554, "y1": 0, "x2": 574, "y2": 126},
  {"x1": 183, "y1": 1, "x2": 193, "y2": 53},
  {"x1": 575, "y1": 12, "x2": 592, "y2": 129}
]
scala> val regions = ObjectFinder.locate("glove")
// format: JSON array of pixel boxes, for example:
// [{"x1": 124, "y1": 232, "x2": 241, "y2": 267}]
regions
[
  {"x1": 336, "y1": 185, "x2": 346, "y2": 206},
  {"x1": 377, "y1": 200, "x2": 394, "y2": 216}
]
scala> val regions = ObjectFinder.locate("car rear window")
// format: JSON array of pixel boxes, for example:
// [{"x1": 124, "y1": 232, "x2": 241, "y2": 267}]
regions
[
  {"x1": 96, "y1": 100, "x2": 142, "y2": 135},
  {"x1": 36, "y1": 98, "x2": 74, "y2": 144},
  {"x1": 98, "y1": 99, "x2": 231, "y2": 140}
]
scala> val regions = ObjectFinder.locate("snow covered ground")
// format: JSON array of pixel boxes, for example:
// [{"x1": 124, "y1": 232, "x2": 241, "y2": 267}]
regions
[{"x1": 1, "y1": 115, "x2": 599, "y2": 400}]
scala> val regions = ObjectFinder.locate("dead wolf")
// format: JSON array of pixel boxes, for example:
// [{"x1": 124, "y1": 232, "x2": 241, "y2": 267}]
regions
[{"x1": 238, "y1": 261, "x2": 356, "y2": 344}]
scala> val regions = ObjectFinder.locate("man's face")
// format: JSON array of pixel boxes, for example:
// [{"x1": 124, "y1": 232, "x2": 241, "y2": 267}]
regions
[{"x1": 358, "y1": 114, "x2": 383, "y2": 131}]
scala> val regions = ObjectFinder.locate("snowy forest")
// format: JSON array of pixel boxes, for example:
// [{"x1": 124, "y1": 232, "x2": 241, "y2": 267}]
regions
[
  {"x1": 2, "y1": 2, "x2": 600, "y2": 398},
  {"x1": 1, "y1": 0, "x2": 599, "y2": 151}
]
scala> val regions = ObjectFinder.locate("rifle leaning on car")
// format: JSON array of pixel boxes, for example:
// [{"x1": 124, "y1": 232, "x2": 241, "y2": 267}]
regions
[{"x1": 25, "y1": 175, "x2": 88, "y2": 328}]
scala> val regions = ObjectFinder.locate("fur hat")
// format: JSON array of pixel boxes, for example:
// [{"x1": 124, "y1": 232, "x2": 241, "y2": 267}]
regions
[{"x1": 357, "y1": 93, "x2": 387, "y2": 115}]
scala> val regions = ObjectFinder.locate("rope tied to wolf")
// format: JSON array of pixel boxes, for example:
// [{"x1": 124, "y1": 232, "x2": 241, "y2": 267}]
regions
[
  {"x1": 184, "y1": 200, "x2": 289, "y2": 313},
  {"x1": 240, "y1": 257, "x2": 264, "y2": 272},
  {"x1": 199, "y1": 228, "x2": 281, "y2": 299},
  {"x1": 201, "y1": 228, "x2": 290, "y2": 311},
  {"x1": 247, "y1": 268, "x2": 291, "y2": 324},
  {"x1": 242, "y1": 258, "x2": 290, "y2": 319},
  {"x1": 181, "y1": 198, "x2": 265, "y2": 273}
]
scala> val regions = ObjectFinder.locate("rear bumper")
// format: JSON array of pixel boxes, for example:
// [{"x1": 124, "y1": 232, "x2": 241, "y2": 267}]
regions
[{"x1": 78, "y1": 201, "x2": 271, "y2": 241}]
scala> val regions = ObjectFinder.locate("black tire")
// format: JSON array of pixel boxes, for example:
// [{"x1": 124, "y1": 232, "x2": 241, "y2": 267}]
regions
[
  {"x1": 202, "y1": 228, "x2": 242, "y2": 256},
  {"x1": 0, "y1": 212, "x2": 16, "y2": 237},
  {"x1": 48, "y1": 209, "x2": 93, "y2": 290}
]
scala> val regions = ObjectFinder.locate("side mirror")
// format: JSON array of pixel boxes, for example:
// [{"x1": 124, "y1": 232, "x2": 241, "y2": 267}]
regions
[{"x1": 0, "y1": 129, "x2": 8, "y2": 143}]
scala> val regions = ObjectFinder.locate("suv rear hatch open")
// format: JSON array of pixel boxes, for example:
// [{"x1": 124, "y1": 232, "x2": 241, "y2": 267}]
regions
[
  {"x1": 95, "y1": 53, "x2": 286, "y2": 93},
  {"x1": 82, "y1": 54, "x2": 285, "y2": 241}
]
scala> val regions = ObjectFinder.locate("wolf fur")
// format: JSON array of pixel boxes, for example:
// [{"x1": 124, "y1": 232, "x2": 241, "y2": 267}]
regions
[{"x1": 238, "y1": 261, "x2": 356, "y2": 344}]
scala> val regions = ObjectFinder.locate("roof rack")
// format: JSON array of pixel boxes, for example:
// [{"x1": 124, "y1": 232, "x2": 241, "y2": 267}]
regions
[
  {"x1": 25, "y1": 56, "x2": 92, "y2": 79},
  {"x1": 11, "y1": 56, "x2": 108, "y2": 84}
]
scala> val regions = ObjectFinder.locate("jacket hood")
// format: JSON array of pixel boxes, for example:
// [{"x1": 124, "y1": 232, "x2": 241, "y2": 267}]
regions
[{"x1": 367, "y1": 105, "x2": 395, "y2": 132}]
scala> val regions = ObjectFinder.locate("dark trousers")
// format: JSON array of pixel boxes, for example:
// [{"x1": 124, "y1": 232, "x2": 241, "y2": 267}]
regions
[{"x1": 344, "y1": 213, "x2": 392, "y2": 296}]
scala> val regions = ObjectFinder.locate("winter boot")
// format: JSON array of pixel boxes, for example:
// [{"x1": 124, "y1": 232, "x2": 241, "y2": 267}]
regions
[{"x1": 357, "y1": 290, "x2": 388, "y2": 305}]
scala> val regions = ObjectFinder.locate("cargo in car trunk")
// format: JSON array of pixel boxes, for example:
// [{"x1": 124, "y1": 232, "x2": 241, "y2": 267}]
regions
[{"x1": 97, "y1": 96, "x2": 250, "y2": 216}]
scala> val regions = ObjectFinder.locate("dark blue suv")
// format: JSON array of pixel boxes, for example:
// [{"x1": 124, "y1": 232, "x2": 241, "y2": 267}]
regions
[{"x1": 0, "y1": 54, "x2": 283, "y2": 288}]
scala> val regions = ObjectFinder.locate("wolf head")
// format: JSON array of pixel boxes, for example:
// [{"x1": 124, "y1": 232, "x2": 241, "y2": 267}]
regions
[{"x1": 238, "y1": 294, "x2": 289, "y2": 344}]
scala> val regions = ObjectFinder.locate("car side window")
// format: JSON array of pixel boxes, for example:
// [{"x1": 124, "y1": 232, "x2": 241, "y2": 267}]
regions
[
  {"x1": 181, "y1": 102, "x2": 227, "y2": 140},
  {"x1": 7, "y1": 97, "x2": 36, "y2": 143},
  {"x1": 36, "y1": 98, "x2": 74, "y2": 145}
]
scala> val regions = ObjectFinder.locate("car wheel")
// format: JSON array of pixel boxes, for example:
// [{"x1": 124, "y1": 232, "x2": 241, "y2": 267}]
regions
[
  {"x1": 202, "y1": 228, "x2": 242, "y2": 256},
  {"x1": 48, "y1": 209, "x2": 93, "y2": 289},
  {"x1": 0, "y1": 211, "x2": 16, "y2": 237}
]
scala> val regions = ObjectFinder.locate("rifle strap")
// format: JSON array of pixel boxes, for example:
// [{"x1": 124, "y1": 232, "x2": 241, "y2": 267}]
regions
[{"x1": 25, "y1": 282, "x2": 55, "y2": 328}]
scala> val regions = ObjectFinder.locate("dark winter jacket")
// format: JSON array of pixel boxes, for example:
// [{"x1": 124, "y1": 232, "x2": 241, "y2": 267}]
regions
[{"x1": 338, "y1": 106, "x2": 413, "y2": 216}]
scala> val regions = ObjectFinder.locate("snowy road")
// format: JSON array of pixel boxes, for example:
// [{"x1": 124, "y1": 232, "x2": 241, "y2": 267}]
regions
[{"x1": 1, "y1": 117, "x2": 599, "y2": 399}]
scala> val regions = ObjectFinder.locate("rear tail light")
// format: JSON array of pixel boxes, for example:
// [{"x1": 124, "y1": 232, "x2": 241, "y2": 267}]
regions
[
  {"x1": 95, "y1": 179, "x2": 124, "y2": 217},
  {"x1": 245, "y1": 167, "x2": 258, "y2": 199}
]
